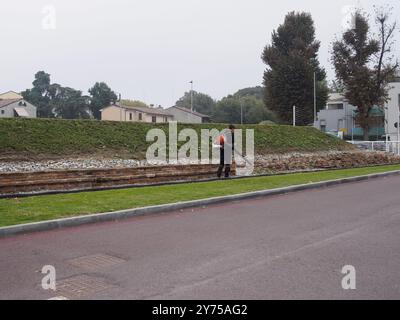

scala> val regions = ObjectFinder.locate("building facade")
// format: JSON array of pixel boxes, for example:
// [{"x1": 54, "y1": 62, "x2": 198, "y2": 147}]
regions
[
  {"x1": 384, "y1": 81, "x2": 400, "y2": 141},
  {"x1": 314, "y1": 81, "x2": 400, "y2": 140},
  {"x1": 314, "y1": 93, "x2": 356, "y2": 136},
  {"x1": 101, "y1": 104, "x2": 174, "y2": 123}
]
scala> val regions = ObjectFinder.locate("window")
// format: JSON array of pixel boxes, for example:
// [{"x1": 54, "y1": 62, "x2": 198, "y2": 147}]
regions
[
  {"x1": 320, "y1": 119, "x2": 326, "y2": 132},
  {"x1": 163, "y1": 116, "x2": 168, "y2": 123},
  {"x1": 1, "y1": 110, "x2": 4, "y2": 115},
  {"x1": 129, "y1": 113, "x2": 133, "y2": 121},
  {"x1": 139, "y1": 113, "x2": 143, "y2": 121},
  {"x1": 152, "y1": 116, "x2": 157, "y2": 123},
  {"x1": 328, "y1": 103, "x2": 344, "y2": 110}
]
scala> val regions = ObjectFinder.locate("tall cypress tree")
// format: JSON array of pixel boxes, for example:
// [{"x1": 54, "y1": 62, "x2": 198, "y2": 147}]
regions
[{"x1": 262, "y1": 12, "x2": 328, "y2": 125}]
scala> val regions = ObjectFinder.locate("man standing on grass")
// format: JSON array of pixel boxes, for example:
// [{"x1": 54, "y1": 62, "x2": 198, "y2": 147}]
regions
[{"x1": 216, "y1": 124, "x2": 235, "y2": 178}]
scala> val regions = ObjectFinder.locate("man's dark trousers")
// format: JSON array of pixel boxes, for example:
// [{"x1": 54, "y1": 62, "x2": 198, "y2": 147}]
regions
[{"x1": 217, "y1": 148, "x2": 231, "y2": 178}]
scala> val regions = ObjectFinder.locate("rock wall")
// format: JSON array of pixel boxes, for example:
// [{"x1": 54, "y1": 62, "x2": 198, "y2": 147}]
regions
[
  {"x1": 0, "y1": 164, "x2": 227, "y2": 196},
  {"x1": 254, "y1": 151, "x2": 400, "y2": 173}
]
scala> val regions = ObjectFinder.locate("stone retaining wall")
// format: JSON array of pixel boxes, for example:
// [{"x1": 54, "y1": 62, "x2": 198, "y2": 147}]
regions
[
  {"x1": 0, "y1": 164, "x2": 227, "y2": 195},
  {"x1": 255, "y1": 151, "x2": 400, "y2": 173}
]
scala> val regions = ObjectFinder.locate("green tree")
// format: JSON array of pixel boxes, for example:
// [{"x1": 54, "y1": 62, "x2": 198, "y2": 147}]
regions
[
  {"x1": 233, "y1": 86, "x2": 264, "y2": 100},
  {"x1": 328, "y1": 80, "x2": 345, "y2": 94},
  {"x1": 22, "y1": 71, "x2": 92, "y2": 119},
  {"x1": 262, "y1": 11, "x2": 328, "y2": 125},
  {"x1": 88, "y1": 82, "x2": 117, "y2": 119},
  {"x1": 51, "y1": 86, "x2": 90, "y2": 119},
  {"x1": 212, "y1": 95, "x2": 277, "y2": 124},
  {"x1": 331, "y1": 8, "x2": 398, "y2": 140},
  {"x1": 175, "y1": 91, "x2": 216, "y2": 115},
  {"x1": 21, "y1": 71, "x2": 54, "y2": 117},
  {"x1": 121, "y1": 99, "x2": 149, "y2": 108}
]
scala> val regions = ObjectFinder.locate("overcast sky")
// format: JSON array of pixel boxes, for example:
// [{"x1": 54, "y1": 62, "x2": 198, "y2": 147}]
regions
[{"x1": 1, "y1": 0, "x2": 399, "y2": 107}]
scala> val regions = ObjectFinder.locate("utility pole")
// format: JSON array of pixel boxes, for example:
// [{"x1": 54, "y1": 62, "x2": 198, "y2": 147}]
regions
[
  {"x1": 397, "y1": 106, "x2": 400, "y2": 155},
  {"x1": 190, "y1": 81, "x2": 194, "y2": 112},
  {"x1": 240, "y1": 99, "x2": 243, "y2": 125},
  {"x1": 293, "y1": 105, "x2": 296, "y2": 127},
  {"x1": 118, "y1": 93, "x2": 122, "y2": 122}
]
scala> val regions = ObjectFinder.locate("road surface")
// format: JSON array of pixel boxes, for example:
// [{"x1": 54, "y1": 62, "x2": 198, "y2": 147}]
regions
[{"x1": 1, "y1": 175, "x2": 400, "y2": 300}]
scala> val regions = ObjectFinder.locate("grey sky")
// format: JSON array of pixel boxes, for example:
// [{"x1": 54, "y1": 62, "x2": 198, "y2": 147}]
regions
[{"x1": 1, "y1": 0, "x2": 399, "y2": 107}]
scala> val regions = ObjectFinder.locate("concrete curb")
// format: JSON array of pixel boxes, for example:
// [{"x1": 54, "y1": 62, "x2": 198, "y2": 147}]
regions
[{"x1": 1, "y1": 169, "x2": 400, "y2": 238}]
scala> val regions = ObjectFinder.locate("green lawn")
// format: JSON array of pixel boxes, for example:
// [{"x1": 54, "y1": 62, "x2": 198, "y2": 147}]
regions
[
  {"x1": 0, "y1": 118, "x2": 354, "y2": 158},
  {"x1": 1, "y1": 164, "x2": 400, "y2": 228}
]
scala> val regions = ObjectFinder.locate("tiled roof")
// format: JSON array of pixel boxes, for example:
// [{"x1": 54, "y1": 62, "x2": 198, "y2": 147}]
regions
[
  {"x1": 328, "y1": 93, "x2": 345, "y2": 103},
  {"x1": 105, "y1": 104, "x2": 173, "y2": 116},
  {"x1": 169, "y1": 105, "x2": 210, "y2": 118}
]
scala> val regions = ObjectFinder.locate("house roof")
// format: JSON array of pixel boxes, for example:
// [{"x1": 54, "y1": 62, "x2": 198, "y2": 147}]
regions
[
  {"x1": 0, "y1": 99, "x2": 21, "y2": 108},
  {"x1": 0, "y1": 91, "x2": 23, "y2": 100},
  {"x1": 328, "y1": 93, "x2": 345, "y2": 103},
  {"x1": 168, "y1": 105, "x2": 210, "y2": 118},
  {"x1": 102, "y1": 104, "x2": 174, "y2": 117}
]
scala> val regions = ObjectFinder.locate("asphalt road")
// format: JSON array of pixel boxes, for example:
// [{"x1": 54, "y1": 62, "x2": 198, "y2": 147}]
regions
[{"x1": 1, "y1": 175, "x2": 400, "y2": 300}]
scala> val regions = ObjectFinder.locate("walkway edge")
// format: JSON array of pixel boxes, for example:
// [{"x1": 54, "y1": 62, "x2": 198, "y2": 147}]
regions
[{"x1": 1, "y1": 169, "x2": 400, "y2": 238}]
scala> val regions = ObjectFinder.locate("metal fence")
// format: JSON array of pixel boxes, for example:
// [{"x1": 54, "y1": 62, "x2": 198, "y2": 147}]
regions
[{"x1": 349, "y1": 141, "x2": 400, "y2": 155}]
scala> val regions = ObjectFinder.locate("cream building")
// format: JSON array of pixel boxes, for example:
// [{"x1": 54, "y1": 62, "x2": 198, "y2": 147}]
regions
[{"x1": 101, "y1": 104, "x2": 174, "y2": 123}]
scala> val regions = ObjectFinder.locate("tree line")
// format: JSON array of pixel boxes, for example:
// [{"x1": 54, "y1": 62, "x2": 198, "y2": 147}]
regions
[
  {"x1": 21, "y1": 6, "x2": 398, "y2": 132},
  {"x1": 22, "y1": 72, "x2": 117, "y2": 120},
  {"x1": 21, "y1": 72, "x2": 276, "y2": 124},
  {"x1": 175, "y1": 87, "x2": 277, "y2": 124}
]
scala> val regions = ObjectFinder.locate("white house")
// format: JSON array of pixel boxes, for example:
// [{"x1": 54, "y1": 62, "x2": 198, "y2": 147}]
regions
[
  {"x1": 314, "y1": 93, "x2": 356, "y2": 135},
  {"x1": 0, "y1": 91, "x2": 37, "y2": 118},
  {"x1": 384, "y1": 81, "x2": 400, "y2": 141},
  {"x1": 314, "y1": 79, "x2": 400, "y2": 139}
]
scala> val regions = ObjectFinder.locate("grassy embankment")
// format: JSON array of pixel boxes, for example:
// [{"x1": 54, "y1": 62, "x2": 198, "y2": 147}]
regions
[
  {"x1": 1, "y1": 164, "x2": 399, "y2": 227},
  {"x1": 0, "y1": 118, "x2": 354, "y2": 159}
]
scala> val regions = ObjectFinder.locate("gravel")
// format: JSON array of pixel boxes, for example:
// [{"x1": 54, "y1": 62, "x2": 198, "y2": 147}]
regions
[
  {"x1": 0, "y1": 158, "x2": 144, "y2": 173},
  {"x1": 0, "y1": 158, "x2": 213, "y2": 173},
  {"x1": 1, "y1": 151, "x2": 398, "y2": 173}
]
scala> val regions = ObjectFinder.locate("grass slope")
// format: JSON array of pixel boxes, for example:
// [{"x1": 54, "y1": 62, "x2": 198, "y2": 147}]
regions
[
  {"x1": 1, "y1": 164, "x2": 399, "y2": 227},
  {"x1": 0, "y1": 118, "x2": 354, "y2": 158}
]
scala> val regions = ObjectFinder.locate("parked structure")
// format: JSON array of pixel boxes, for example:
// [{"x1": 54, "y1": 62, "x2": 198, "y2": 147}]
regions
[
  {"x1": 0, "y1": 91, "x2": 37, "y2": 118},
  {"x1": 166, "y1": 106, "x2": 210, "y2": 124},
  {"x1": 101, "y1": 103, "x2": 173, "y2": 123}
]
